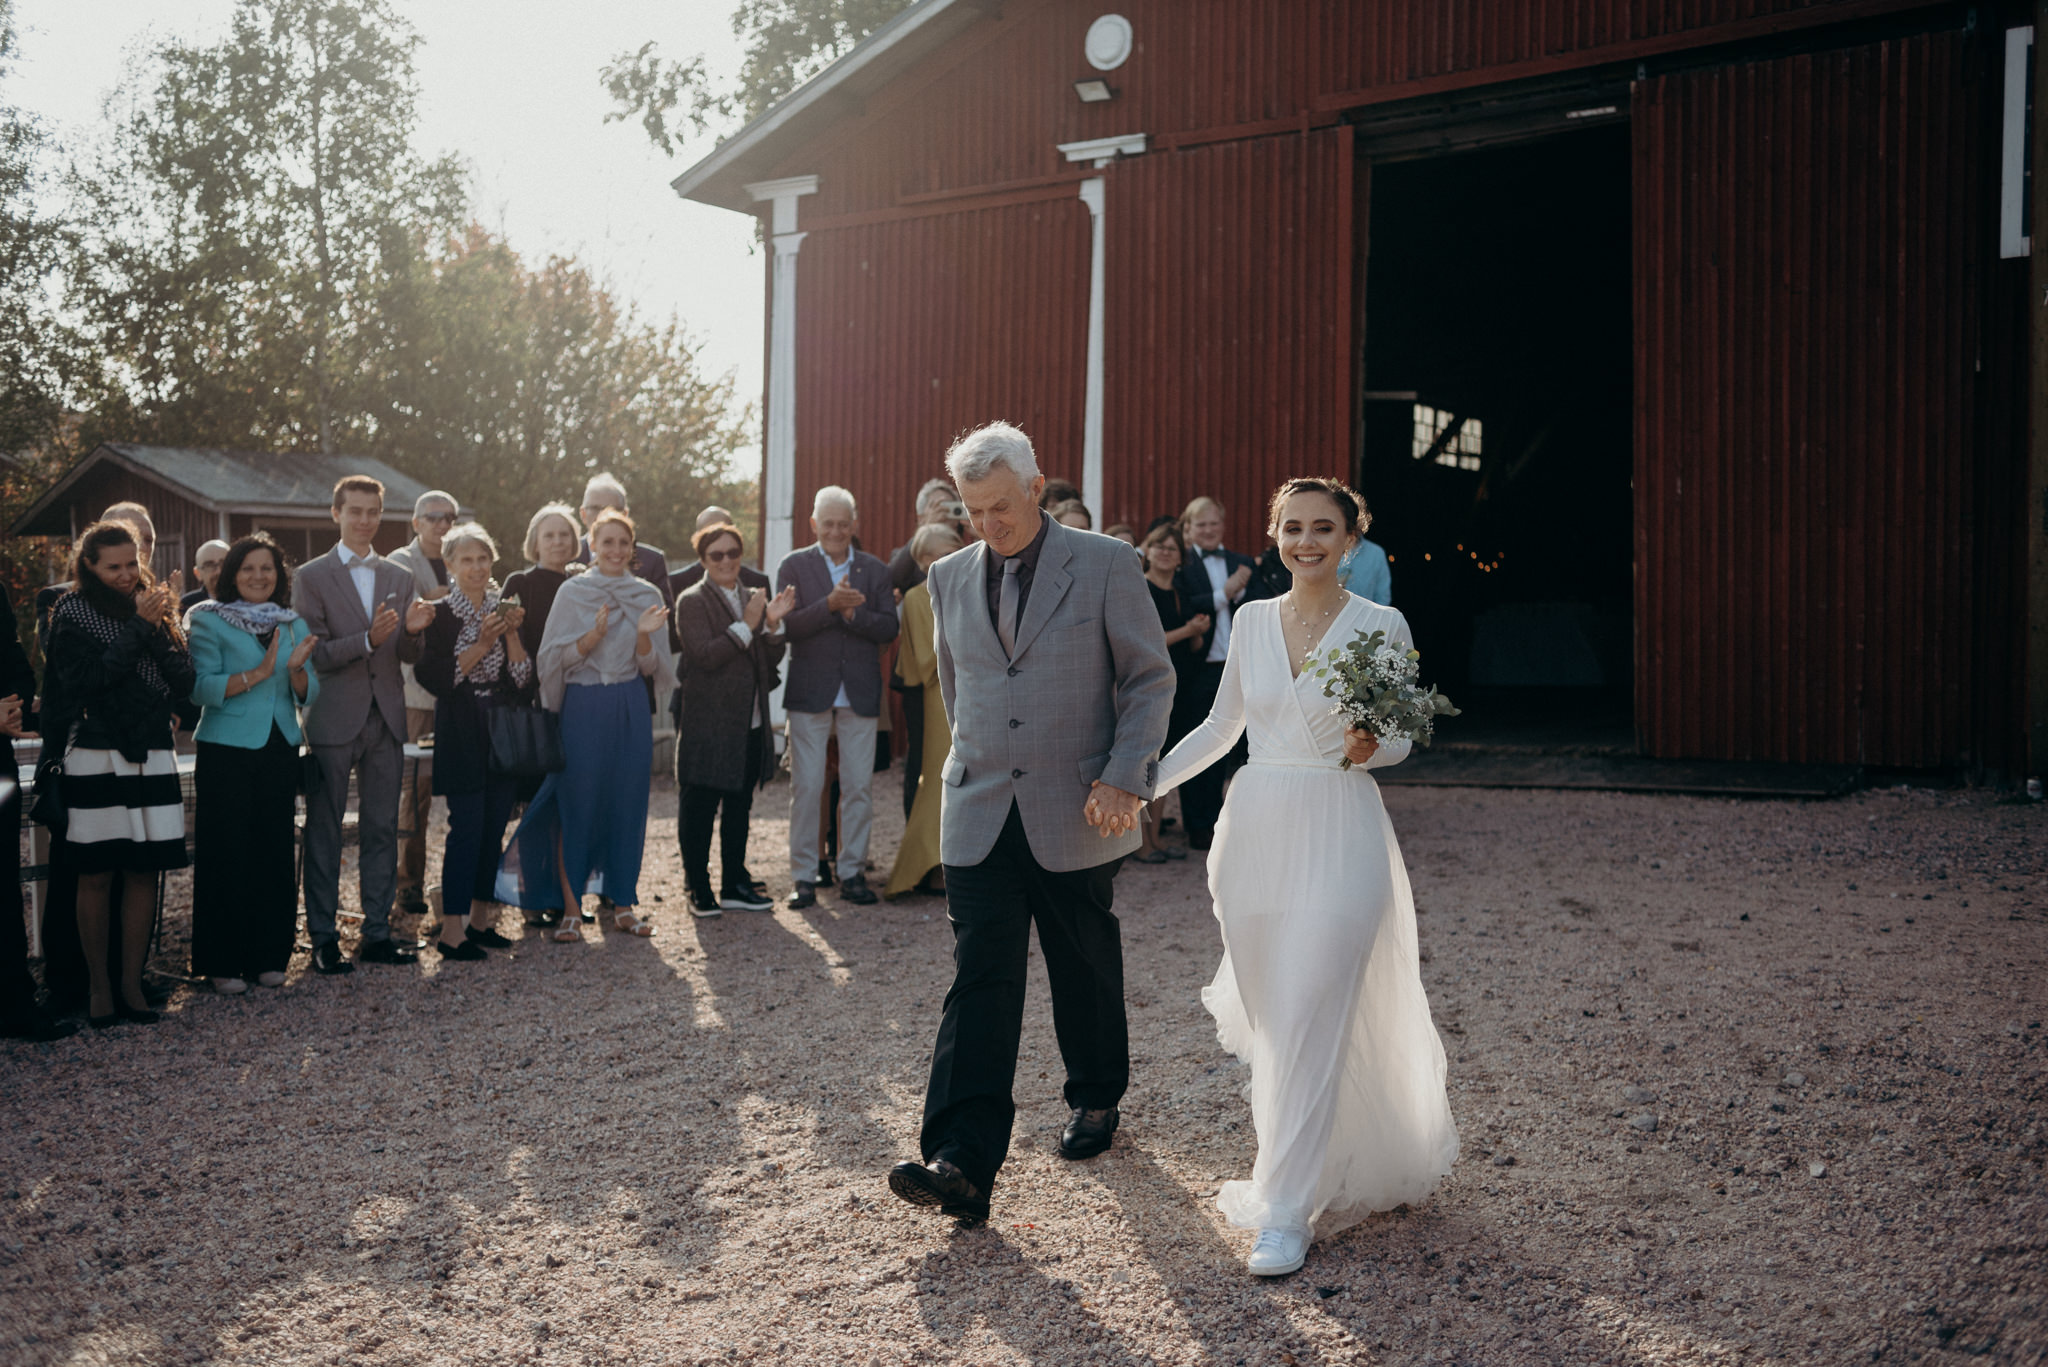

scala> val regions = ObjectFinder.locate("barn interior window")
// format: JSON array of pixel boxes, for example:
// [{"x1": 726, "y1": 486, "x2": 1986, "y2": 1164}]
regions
[{"x1": 1412, "y1": 403, "x2": 1483, "y2": 471}]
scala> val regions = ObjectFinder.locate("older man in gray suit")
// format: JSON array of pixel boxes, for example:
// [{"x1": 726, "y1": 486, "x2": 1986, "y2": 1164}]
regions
[
  {"x1": 296, "y1": 475, "x2": 436, "y2": 974},
  {"x1": 888, "y1": 422, "x2": 1174, "y2": 1224}
]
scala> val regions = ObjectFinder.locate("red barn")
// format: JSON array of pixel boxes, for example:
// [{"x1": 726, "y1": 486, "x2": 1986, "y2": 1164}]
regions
[{"x1": 673, "y1": 0, "x2": 2038, "y2": 777}]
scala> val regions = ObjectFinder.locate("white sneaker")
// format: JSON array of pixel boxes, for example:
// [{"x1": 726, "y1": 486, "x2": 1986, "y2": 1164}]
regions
[
  {"x1": 1247, "y1": 1227, "x2": 1309, "y2": 1277},
  {"x1": 256, "y1": 971, "x2": 286, "y2": 988},
  {"x1": 212, "y1": 977, "x2": 248, "y2": 996}
]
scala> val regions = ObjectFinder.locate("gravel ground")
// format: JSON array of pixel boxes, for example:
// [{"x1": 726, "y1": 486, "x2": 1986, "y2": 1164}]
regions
[{"x1": 2, "y1": 776, "x2": 2044, "y2": 1366}]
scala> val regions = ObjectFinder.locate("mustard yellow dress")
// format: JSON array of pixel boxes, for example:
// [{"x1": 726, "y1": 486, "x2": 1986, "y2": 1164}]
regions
[{"x1": 886, "y1": 583, "x2": 950, "y2": 897}]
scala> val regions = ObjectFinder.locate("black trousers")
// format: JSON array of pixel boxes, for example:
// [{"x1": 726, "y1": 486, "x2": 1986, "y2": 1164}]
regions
[
  {"x1": 920, "y1": 802, "x2": 1128, "y2": 1196},
  {"x1": 679, "y1": 728, "x2": 763, "y2": 896},
  {"x1": 0, "y1": 774, "x2": 35, "y2": 1026},
  {"x1": 900, "y1": 685, "x2": 924, "y2": 820},
  {"x1": 191, "y1": 729, "x2": 300, "y2": 979},
  {"x1": 1176, "y1": 660, "x2": 1246, "y2": 837}
]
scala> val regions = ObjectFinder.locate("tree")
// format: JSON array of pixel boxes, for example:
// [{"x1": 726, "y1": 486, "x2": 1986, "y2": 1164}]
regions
[
  {"x1": 603, "y1": 0, "x2": 913, "y2": 155},
  {"x1": 70, "y1": 0, "x2": 465, "y2": 454}
]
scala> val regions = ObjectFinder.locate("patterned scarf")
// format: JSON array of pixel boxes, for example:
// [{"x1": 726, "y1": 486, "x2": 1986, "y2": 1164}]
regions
[
  {"x1": 448, "y1": 581, "x2": 532, "y2": 688},
  {"x1": 186, "y1": 598, "x2": 300, "y2": 638},
  {"x1": 53, "y1": 589, "x2": 171, "y2": 697}
]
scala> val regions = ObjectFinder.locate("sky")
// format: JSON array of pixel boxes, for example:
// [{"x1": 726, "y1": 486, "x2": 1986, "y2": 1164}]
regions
[{"x1": 9, "y1": 0, "x2": 768, "y2": 466}]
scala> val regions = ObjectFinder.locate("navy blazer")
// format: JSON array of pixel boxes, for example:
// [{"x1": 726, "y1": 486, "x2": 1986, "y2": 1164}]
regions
[
  {"x1": 1174, "y1": 546, "x2": 1266, "y2": 660},
  {"x1": 775, "y1": 544, "x2": 898, "y2": 716}
]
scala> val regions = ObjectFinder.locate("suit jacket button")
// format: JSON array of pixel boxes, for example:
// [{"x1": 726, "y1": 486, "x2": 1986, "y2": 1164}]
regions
[
  {"x1": 1011, "y1": 768, "x2": 1024, "y2": 779},
  {"x1": 1009, "y1": 719, "x2": 1020, "y2": 728},
  {"x1": 1007, "y1": 666, "x2": 1019, "y2": 677}
]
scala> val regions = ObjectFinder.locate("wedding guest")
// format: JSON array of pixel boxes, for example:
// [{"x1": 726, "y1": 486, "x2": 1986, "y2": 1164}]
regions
[
  {"x1": 670, "y1": 506, "x2": 768, "y2": 598},
  {"x1": 888, "y1": 480, "x2": 966, "y2": 818},
  {"x1": 416, "y1": 523, "x2": 533, "y2": 960},
  {"x1": 297, "y1": 476, "x2": 437, "y2": 974},
  {"x1": 1039, "y1": 477, "x2": 1080, "y2": 510},
  {"x1": 1132, "y1": 523, "x2": 1209, "y2": 864},
  {"x1": 1050, "y1": 499, "x2": 1093, "y2": 531},
  {"x1": 1173, "y1": 496, "x2": 1270, "y2": 850},
  {"x1": 1338, "y1": 536, "x2": 1393, "y2": 604},
  {"x1": 673, "y1": 522, "x2": 792, "y2": 917},
  {"x1": 883, "y1": 522, "x2": 963, "y2": 899},
  {"x1": 1104, "y1": 524, "x2": 1138, "y2": 547},
  {"x1": 35, "y1": 501, "x2": 166, "y2": 1014},
  {"x1": 389, "y1": 489, "x2": 457, "y2": 919},
  {"x1": 574, "y1": 473, "x2": 679, "y2": 653},
  {"x1": 186, "y1": 534, "x2": 318, "y2": 995},
  {"x1": 0, "y1": 582, "x2": 74, "y2": 1041},
  {"x1": 776, "y1": 486, "x2": 898, "y2": 910},
  {"x1": 503, "y1": 503, "x2": 583, "y2": 663},
  {"x1": 40, "y1": 522, "x2": 195, "y2": 1027},
  {"x1": 181, "y1": 539, "x2": 229, "y2": 613},
  {"x1": 500, "y1": 510, "x2": 674, "y2": 941}
]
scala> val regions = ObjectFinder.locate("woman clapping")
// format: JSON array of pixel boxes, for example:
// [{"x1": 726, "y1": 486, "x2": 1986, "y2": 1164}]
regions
[
  {"x1": 39, "y1": 522, "x2": 196, "y2": 1027},
  {"x1": 416, "y1": 524, "x2": 534, "y2": 960},
  {"x1": 186, "y1": 534, "x2": 318, "y2": 994}
]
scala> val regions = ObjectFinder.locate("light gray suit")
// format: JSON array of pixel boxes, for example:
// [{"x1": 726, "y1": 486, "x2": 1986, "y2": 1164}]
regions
[
  {"x1": 295, "y1": 546, "x2": 426, "y2": 948},
  {"x1": 916, "y1": 516, "x2": 1174, "y2": 1198},
  {"x1": 928, "y1": 518, "x2": 1175, "y2": 871}
]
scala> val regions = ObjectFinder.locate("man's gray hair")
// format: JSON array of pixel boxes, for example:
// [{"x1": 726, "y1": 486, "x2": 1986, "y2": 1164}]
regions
[
  {"x1": 522, "y1": 503, "x2": 579, "y2": 563},
  {"x1": 441, "y1": 522, "x2": 499, "y2": 564},
  {"x1": 915, "y1": 478, "x2": 957, "y2": 516},
  {"x1": 413, "y1": 489, "x2": 457, "y2": 516},
  {"x1": 813, "y1": 485, "x2": 857, "y2": 519},
  {"x1": 695, "y1": 505, "x2": 735, "y2": 531},
  {"x1": 946, "y1": 422, "x2": 1040, "y2": 488},
  {"x1": 581, "y1": 472, "x2": 629, "y2": 512}
]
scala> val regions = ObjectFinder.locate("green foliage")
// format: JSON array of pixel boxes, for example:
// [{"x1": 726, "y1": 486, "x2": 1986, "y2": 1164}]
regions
[
  {"x1": 1307, "y1": 627, "x2": 1461, "y2": 766},
  {"x1": 603, "y1": 0, "x2": 914, "y2": 155}
]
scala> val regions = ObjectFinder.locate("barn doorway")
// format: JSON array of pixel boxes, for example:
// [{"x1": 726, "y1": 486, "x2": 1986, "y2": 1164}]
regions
[{"x1": 1358, "y1": 123, "x2": 1634, "y2": 751}]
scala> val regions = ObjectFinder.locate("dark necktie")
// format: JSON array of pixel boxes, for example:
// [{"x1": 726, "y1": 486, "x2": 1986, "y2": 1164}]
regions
[{"x1": 998, "y1": 558, "x2": 1021, "y2": 657}]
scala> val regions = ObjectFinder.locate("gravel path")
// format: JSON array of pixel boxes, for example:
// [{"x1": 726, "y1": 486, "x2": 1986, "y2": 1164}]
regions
[{"x1": 2, "y1": 778, "x2": 2043, "y2": 1366}]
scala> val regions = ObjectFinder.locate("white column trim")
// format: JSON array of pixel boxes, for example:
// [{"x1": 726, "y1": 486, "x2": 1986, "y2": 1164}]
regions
[
  {"x1": 1058, "y1": 133, "x2": 1147, "y2": 168},
  {"x1": 1079, "y1": 178, "x2": 1107, "y2": 525},
  {"x1": 744, "y1": 175, "x2": 820, "y2": 579}
]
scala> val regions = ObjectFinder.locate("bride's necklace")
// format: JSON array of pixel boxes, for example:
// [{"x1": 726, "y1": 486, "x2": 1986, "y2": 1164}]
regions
[{"x1": 1284, "y1": 590, "x2": 1341, "y2": 668}]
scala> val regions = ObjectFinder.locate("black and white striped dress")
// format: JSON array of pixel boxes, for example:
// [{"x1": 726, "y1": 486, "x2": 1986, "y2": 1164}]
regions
[{"x1": 42, "y1": 592, "x2": 191, "y2": 874}]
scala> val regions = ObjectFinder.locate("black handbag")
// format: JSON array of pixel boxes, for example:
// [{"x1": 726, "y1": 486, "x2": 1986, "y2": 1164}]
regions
[
  {"x1": 27, "y1": 722, "x2": 71, "y2": 835},
  {"x1": 486, "y1": 704, "x2": 565, "y2": 777}
]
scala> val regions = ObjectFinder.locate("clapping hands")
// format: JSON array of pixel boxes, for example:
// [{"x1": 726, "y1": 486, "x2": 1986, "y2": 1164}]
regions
[
  {"x1": 404, "y1": 598, "x2": 436, "y2": 634},
  {"x1": 635, "y1": 602, "x2": 670, "y2": 637},
  {"x1": 135, "y1": 581, "x2": 178, "y2": 626},
  {"x1": 825, "y1": 580, "x2": 864, "y2": 620},
  {"x1": 287, "y1": 634, "x2": 318, "y2": 672}
]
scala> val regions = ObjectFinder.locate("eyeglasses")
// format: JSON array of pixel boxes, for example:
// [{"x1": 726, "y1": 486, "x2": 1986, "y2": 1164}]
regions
[
  {"x1": 420, "y1": 511, "x2": 456, "y2": 525},
  {"x1": 702, "y1": 548, "x2": 744, "y2": 564}
]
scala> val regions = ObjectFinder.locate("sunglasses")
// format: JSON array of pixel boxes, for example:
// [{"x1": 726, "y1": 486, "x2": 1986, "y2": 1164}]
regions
[
  {"x1": 702, "y1": 547, "x2": 744, "y2": 564},
  {"x1": 420, "y1": 511, "x2": 456, "y2": 525}
]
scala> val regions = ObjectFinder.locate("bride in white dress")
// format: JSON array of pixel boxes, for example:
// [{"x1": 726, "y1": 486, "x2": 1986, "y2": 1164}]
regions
[{"x1": 1153, "y1": 477, "x2": 1458, "y2": 1276}]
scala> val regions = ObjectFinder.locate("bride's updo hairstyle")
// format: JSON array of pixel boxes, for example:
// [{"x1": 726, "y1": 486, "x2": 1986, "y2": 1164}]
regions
[{"x1": 1266, "y1": 477, "x2": 1370, "y2": 540}]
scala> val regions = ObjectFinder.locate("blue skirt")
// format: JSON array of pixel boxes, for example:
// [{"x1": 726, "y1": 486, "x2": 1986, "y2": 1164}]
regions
[{"x1": 495, "y1": 680, "x2": 653, "y2": 908}]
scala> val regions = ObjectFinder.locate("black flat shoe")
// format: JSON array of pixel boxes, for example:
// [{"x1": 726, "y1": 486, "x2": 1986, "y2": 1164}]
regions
[
  {"x1": 887, "y1": 1159, "x2": 988, "y2": 1224},
  {"x1": 436, "y1": 939, "x2": 487, "y2": 961},
  {"x1": 310, "y1": 943, "x2": 354, "y2": 975},
  {"x1": 1059, "y1": 1106, "x2": 1120, "y2": 1160},
  {"x1": 88, "y1": 1013, "x2": 123, "y2": 1030},
  {"x1": 357, "y1": 939, "x2": 419, "y2": 966},
  {"x1": 465, "y1": 926, "x2": 515, "y2": 949},
  {"x1": 119, "y1": 1004, "x2": 160, "y2": 1025}
]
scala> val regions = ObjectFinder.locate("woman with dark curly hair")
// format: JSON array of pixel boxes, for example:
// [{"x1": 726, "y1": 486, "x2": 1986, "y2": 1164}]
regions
[
  {"x1": 186, "y1": 533, "x2": 319, "y2": 995},
  {"x1": 40, "y1": 521, "x2": 196, "y2": 1027}
]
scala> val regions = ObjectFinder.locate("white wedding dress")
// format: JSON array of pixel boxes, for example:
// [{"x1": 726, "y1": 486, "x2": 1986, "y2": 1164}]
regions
[{"x1": 1155, "y1": 594, "x2": 1459, "y2": 1237}]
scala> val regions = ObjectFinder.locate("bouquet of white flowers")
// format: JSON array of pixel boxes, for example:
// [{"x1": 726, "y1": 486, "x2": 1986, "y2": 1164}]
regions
[{"x1": 1306, "y1": 627, "x2": 1460, "y2": 768}]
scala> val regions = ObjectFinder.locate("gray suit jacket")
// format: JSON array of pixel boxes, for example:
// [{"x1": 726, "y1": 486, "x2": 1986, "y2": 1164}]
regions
[
  {"x1": 297, "y1": 546, "x2": 426, "y2": 747},
  {"x1": 929, "y1": 520, "x2": 1174, "y2": 872}
]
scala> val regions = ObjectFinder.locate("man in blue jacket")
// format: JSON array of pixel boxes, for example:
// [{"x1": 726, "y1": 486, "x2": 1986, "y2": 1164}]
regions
[{"x1": 776, "y1": 486, "x2": 898, "y2": 909}]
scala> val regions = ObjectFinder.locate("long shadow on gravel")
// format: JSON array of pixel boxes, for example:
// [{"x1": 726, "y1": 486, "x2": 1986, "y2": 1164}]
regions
[{"x1": 912, "y1": 1224, "x2": 1162, "y2": 1366}]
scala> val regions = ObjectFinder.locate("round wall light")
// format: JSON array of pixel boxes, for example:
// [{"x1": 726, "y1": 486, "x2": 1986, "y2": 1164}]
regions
[{"x1": 1085, "y1": 14, "x2": 1133, "y2": 71}]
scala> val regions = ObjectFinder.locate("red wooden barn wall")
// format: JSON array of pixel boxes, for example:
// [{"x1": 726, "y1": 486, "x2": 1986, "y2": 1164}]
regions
[
  {"x1": 793, "y1": 196, "x2": 1092, "y2": 532},
  {"x1": 1101, "y1": 128, "x2": 1356, "y2": 535},
  {"x1": 1632, "y1": 29, "x2": 2005, "y2": 768}
]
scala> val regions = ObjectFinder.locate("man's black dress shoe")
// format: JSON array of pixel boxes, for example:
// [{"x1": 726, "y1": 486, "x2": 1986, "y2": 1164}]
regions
[
  {"x1": 310, "y1": 943, "x2": 354, "y2": 976},
  {"x1": 838, "y1": 872, "x2": 878, "y2": 906},
  {"x1": 356, "y1": 939, "x2": 419, "y2": 966},
  {"x1": 1059, "y1": 1106, "x2": 1120, "y2": 1160},
  {"x1": 788, "y1": 882, "x2": 817, "y2": 910},
  {"x1": 816, "y1": 861, "x2": 835, "y2": 887},
  {"x1": 465, "y1": 925, "x2": 515, "y2": 949},
  {"x1": 436, "y1": 938, "x2": 487, "y2": 961},
  {"x1": 887, "y1": 1159, "x2": 989, "y2": 1223}
]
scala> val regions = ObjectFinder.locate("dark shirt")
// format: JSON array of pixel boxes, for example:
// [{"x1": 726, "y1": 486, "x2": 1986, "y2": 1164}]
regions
[
  {"x1": 180, "y1": 587, "x2": 211, "y2": 613},
  {"x1": 502, "y1": 565, "x2": 571, "y2": 662},
  {"x1": 889, "y1": 542, "x2": 925, "y2": 594},
  {"x1": 1146, "y1": 577, "x2": 1204, "y2": 670},
  {"x1": 982, "y1": 511, "x2": 1051, "y2": 631},
  {"x1": 427, "y1": 557, "x2": 449, "y2": 588}
]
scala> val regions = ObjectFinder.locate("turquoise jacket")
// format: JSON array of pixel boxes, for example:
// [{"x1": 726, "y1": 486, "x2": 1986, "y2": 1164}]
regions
[{"x1": 188, "y1": 611, "x2": 320, "y2": 749}]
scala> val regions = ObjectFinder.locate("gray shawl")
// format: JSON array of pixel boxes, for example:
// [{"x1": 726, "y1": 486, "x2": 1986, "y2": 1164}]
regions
[{"x1": 536, "y1": 567, "x2": 676, "y2": 711}]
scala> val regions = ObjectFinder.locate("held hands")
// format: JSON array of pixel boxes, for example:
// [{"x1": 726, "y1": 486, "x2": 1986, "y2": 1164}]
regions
[
  {"x1": 1342, "y1": 725, "x2": 1380, "y2": 767},
  {"x1": 764, "y1": 584, "x2": 797, "y2": 627},
  {"x1": 1083, "y1": 781, "x2": 1145, "y2": 839},
  {"x1": 369, "y1": 603, "x2": 401, "y2": 648}
]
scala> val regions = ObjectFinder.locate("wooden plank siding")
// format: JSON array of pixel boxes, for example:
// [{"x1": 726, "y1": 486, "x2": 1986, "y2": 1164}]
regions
[{"x1": 1631, "y1": 29, "x2": 2005, "y2": 767}]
